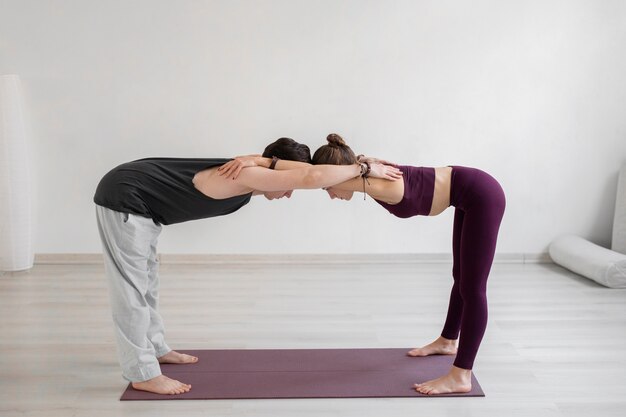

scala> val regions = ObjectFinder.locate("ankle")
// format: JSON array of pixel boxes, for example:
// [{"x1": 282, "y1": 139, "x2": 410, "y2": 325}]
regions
[
  {"x1": 450, "y1": 366, "x2": 472, "y2": 381},
  {"x1": 438, "y1": 336, "x2": 457, "y2": 346},
  {"x1": 133, "y1": 375, "x2": 162, "y2": 385}
]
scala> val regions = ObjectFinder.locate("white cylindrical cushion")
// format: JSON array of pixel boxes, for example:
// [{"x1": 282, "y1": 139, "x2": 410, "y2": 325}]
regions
[
  {"x1": 549, "y1": 235, "x2": 626, "y2": 288},
  {"x1": 0, "y1": 74, "x2": 33, "y2": 271},
  {"x1": 612, "y1": 164, "x2": 626, "y2": 255}
]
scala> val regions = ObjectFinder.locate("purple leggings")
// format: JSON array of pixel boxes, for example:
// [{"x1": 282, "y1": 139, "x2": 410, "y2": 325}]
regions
[{"x1": 442, "y1": 166, "x2": 506, "y2": 370}]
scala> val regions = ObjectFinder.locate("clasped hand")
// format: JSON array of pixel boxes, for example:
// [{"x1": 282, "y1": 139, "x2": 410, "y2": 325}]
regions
[{"x1": 217, "y1": 154, "x2": 262, "y2": 180}]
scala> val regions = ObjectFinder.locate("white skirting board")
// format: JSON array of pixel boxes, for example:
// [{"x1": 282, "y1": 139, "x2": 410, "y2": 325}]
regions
[{"x1": 32, "y1": 253, "x2": 552, "y2": 265}]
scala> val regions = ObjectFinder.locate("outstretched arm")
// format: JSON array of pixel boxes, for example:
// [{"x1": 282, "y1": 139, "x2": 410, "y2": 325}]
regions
[{"x1": 234, "y1": 163, "x2": 400, "y2": 192}]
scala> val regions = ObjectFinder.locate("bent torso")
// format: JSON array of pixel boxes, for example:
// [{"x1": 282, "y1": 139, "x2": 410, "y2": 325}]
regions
[
  {"x1": 368, "y1": 166, "x2": 452, "y2": 216},
  {"x1": 192, "y1": 167, "x2": 251, "y2": 199}
]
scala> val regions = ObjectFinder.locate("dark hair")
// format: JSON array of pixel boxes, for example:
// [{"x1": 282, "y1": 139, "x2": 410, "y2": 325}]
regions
[
  {"x1": 311, "y1": 133, "x2": 357, "y2": 165},
  {"x1": 262, "y1": 137, "x2": 312, "y2": 163}
]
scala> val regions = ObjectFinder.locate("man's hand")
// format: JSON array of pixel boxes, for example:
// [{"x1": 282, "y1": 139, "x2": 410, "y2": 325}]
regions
[{"x1": 357, "y1": 154, "x2": 399, "y2": 167}]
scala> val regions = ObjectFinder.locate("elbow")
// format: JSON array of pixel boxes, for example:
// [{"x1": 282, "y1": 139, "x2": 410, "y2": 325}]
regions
[{"x1": 302, "y1": 169, "x2": 322, "y2": 189}]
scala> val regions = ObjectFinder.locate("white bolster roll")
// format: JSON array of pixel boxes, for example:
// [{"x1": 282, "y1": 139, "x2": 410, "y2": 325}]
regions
[{"x1": 549, "y1": 235, "x2": 626, "y2": 289}]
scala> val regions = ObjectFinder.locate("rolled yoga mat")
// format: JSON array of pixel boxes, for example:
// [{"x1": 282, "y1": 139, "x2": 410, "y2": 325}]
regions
[{"x1": 120, "y1": 348, "x2": 485, "y2": 400}]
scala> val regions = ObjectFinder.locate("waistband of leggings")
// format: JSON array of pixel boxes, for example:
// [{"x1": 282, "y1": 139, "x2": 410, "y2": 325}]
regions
[{"x1": 449, "y1": 165, "x2": 478, "y2": 207}]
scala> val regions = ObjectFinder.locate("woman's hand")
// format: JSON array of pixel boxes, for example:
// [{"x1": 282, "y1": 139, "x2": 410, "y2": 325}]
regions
[
  {"x1": 357, "y1": 154, "x2": 398, "y2": 167},
  {"x1": 367, "y1": 162, "x2": 403, "y2": 180},
  {"x1": 218, "y1": 154, "x2": 263, "y2": 179}
]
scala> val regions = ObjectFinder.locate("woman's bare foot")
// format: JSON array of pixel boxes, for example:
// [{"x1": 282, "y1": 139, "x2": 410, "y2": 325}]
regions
[
  {"x1": 407, "y1": 336, "x2": 458, "y2": 357},
  {"x1": 414, "y1": 366, "x2": 472, "y2": 395},
  {"x1": 158, "y1": 350, "x2": 199, "y2": 364},
  {"x1": 131, "y1": 375, "x2": 191, "y2": 395}
]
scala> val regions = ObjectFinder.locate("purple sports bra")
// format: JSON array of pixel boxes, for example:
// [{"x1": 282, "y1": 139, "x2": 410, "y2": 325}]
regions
[{"x1": 374, "y1": 165, "x2": 435, "y2": 218}]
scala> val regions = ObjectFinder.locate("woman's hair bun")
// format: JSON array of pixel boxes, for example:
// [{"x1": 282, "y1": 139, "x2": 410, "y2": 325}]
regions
[{"x1": 326, "y1": 133, "x2": 346, "y2": 147}]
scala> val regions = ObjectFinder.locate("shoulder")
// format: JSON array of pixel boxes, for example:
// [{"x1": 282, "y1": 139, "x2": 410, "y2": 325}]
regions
[{"x1": 195, "y1": 167, "x2": 252, "y2": 199}]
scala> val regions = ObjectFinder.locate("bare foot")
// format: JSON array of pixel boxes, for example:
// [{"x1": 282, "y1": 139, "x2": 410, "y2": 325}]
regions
[
  {"x1": 407, "y1": 336, "x2": 457, "y2": 357},
  {"x1": 158, "y1": 350, "x2": 199, "y2": 364},
  {"x1": 414, "y1": 366, "x2": 472, "y2": 395},
  {"x1": 131, "y1": 375, "x2": 191, "y2": 395}
]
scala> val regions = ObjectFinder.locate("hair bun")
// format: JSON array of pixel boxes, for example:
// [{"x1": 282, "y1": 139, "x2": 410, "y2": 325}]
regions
[{"x1": 327, "y1": 133, "x2": 346, "y2": 147}]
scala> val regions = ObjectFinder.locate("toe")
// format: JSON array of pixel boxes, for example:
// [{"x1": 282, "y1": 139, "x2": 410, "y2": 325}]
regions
[
  {"x1": 420, "y1": 385, "x2": 433, "y2": 394},
  {"x1": 184, "y1": 354, "x2": 198, "y2": 363}
]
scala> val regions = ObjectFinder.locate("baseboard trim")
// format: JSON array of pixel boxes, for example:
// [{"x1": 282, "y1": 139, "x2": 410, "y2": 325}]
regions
[{"x1": 34, "y1": 253, "x2": 552, "y2": 265}]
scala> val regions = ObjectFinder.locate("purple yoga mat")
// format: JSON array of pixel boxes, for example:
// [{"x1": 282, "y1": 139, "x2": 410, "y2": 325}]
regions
[{"x1": 120, "y1": 348, "x2": 485, "y2": 400}]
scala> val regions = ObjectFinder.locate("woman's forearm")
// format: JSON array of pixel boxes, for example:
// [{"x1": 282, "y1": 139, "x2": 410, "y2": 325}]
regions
[{"x1": 303, "y1": 164, "x2": 361, "y2": 189}]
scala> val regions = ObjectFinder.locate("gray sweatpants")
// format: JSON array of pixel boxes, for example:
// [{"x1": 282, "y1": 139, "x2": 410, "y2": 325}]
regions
[{"x1": 95, "y1": 205, "x2": 170, "y2": 382}]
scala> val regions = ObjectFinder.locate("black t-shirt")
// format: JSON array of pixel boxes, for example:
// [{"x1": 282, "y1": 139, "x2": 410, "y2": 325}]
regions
[{"x1": 93, "y1": 158, "x2": 253, "y2": 225}]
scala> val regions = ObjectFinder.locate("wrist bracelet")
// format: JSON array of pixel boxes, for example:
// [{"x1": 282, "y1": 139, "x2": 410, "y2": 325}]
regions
[
  {"x1": 360, "y1": 162, "x2": 371, "y2": 201},
  {"x1": 360, "y1": 161, "x2": 371, "y2": 178},
  {"x1": 269, "y1": 156, "x2": 279, "y2": 170}
]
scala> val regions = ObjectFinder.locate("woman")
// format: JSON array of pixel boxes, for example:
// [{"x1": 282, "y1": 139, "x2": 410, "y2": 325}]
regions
[
  {"x1": 93, "y1": 137, "x2": 402, "y2": 396},
  {"x1": 311, "y1": 133, "x2": 506, "y2": 395}
]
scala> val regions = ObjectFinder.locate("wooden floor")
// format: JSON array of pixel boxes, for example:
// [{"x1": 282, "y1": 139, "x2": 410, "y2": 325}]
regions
[{"x1": 1, "y1": 260, "x2": 625, "y2": 417}]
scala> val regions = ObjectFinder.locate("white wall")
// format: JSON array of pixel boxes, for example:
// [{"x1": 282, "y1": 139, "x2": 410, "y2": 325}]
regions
[{"x1": 1, "y1": 0, "x2": 625, "y2": 255}]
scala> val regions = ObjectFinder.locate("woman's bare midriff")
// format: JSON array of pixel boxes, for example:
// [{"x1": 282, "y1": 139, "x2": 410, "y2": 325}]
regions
[{"x1": 429, "y1": 166, "x2": 453, "y2": 216}]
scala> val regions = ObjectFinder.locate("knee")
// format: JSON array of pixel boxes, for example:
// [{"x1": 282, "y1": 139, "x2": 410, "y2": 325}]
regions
[
  {"x1": 458, "y1": 284, "x2": 487, "y2": 304},
  {"x1": 452, "y1": 266, "x2": 460, "y2": 280}
]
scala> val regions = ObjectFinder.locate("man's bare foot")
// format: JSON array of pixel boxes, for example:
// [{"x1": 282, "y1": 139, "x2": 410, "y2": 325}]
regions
[
  {"x1": 131, "y1": 375, "x2": 191, "y2": 395},
  {"x1": 158, "y1": 350, "x2": 199, "y2": 364},
  {"x1": 414, "y1": 366, "x2": 472, "y2": 395},
  {"x1": 407, "y1": 336, "x2": 457, "y2": 357}
]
